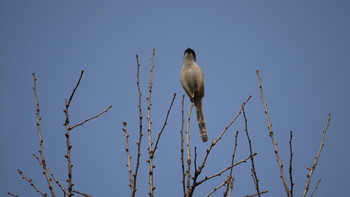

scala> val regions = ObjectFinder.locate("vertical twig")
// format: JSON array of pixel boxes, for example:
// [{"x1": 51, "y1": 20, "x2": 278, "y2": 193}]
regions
[
  {"x1": 147, "y1": 48, "x2": 156, "y2": 197},
  {"x1": 242, "y1": 106, "x2": 262, "y2": 197},
  {"x1": 185, "y1": 103, "x2": 194, "y2": 197},
  {"x1": 32, "y1": 73, "x2": 56, "y2": 197},
  {"x1": 122, "y1": 122, "x2": 134, "y2": 194},
  {"x1": 194, "y1": 147, "x2": 198, "y2": 173},
  {"x1": 63, "y1": 70, "x2": 84, "y2": 196},
  {"x1": 310, "y1": 179, "x2": 321, "y2": 197},
  {"x1": 224, "y1": 130, "x2": 239, "y2": 197},
  {"x1": 289, "y1": 131, "x2": 294, "y2": 197},
  {"x1": 256, "y1": 70, "x2": 291, "y2": 197},
  {"x1": 302, "y1": 114, "x2": 331, "y2": 197},
  {"x1": 133, "y1": 54, "x2": 143, "y2": 197},
  {"x1": 180, "y1": 95, "x2": 186, "y2": 197}
]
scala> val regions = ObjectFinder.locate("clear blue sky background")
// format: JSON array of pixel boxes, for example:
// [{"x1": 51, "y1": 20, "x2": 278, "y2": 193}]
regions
[{"x1": 1, "y1": 1, "x2": 349, "y2": 196}]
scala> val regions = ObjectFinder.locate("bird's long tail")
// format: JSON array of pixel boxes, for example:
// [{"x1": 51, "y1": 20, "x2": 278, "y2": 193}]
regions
[{"x1": 195, "y1": 100, "x2": 208, "y2": 142}]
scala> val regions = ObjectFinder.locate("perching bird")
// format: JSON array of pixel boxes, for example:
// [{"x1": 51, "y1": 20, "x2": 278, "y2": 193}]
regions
[{"x1": 180, "y1": 48, "x2": 208, "y2": 142}]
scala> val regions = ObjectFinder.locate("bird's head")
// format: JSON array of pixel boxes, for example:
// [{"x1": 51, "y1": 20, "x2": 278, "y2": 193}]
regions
[{"x1": 184, "y1": 48, "x2": 196, "y2": 62}]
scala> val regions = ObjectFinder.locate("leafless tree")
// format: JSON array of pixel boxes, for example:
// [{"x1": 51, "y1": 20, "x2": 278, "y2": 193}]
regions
[{"x1": 8, "y1": 50, "x2": 333, "y2": 197}]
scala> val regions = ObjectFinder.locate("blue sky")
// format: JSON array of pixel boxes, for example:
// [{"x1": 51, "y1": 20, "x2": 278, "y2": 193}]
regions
[{"x1": 1, "y1": 1, "x2": 349, "y2": 196}]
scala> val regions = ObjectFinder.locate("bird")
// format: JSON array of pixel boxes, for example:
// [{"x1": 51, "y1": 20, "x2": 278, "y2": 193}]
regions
[{"x1": 180, "y1": 48, "x2": 208, "y2": 142}]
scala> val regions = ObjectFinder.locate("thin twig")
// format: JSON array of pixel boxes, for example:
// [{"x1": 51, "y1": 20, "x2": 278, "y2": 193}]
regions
[
  {"x1": 289, "y1": 131, "x2": 294, "y2": 197},
  {"x1": 69, "y1": 105, "x2": 112, "y2": 130},
  {"x1": 188, "y1": 96, "x2": 251, "y2": 197},
  {"x1": 224, "y1": 130, "x2": 239, "y2": 197},
  {"x1": 133, "y1": 54, "x2": 143, "y2": 197},
  {"x1": 147, "y1": 48, "x2": 156, "y2": 196},
  {"x1": 195, "y1": 153, "x2": 257, "y2": 186},
  {"x1": 205, "y1": 176, "x2": 231, "y2": 197},
  {"x1": 302, "y1": 113, "x2": 331, "y2": 197},
  {"x1": 180, "y1": 95, "x2": 186, "y2": 196},
  {"x1": 310, "y1": 179, "x2": 321, "y2": 197},
  {"x1": 202, "y1": 96, "x2": 251, "y2": 169},
  {"x1": 186, "y1": 103, "x2": 194, "y2": 197},
  {"x1": 256, "y1": 70, "x2": 291, "y2": 197},
  {"x1": 33, "y1": 154, "x2": 68, "y2": 195},
  {"x1": 194, "y1": 147, "x2": 198, "y2": 173},
  {"x1": 153, "y1": 93, "x2": 176, "y2": 154},
  {"x1": 17, "y1": 169, "x2": 47, "y2": 197},
  {"x1": 67, "y1": 70, "x2": 84, "y2": 107},
  {"x1": 73, "y1": 190, "x2": 93, "y2": 197},
  {"x1": 32, "y1": 73, "x2": 56, "y2": 197},
  {"x1": 243, "y1": 106, "x2": 262, "y2": 197},
  {"x1": 7, "y1": 192, "x2": 19, "y2": 197},
  {"x1": 122, "y1": 122, "x2": 134, "y2": 194},
  {"x1": 243, "y1": 190, "x2": 268, "y2": 197}
]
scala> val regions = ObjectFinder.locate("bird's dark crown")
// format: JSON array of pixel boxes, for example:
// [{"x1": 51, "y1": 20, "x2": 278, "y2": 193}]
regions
[{"x1": 184, "y1": 48, "x2": 196, "y2": 61}]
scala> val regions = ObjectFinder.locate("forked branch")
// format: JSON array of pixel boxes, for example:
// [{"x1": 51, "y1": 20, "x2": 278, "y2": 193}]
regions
[
  {"x1": 310, "y1": 179, "x2": 321, "y2": 197},
  {"x1": 224, "y1": 130, "x2": 239, "y2": 197},
  {"x1": 32, "y1": 73, "x2": 56, "y2": 197},
  {"x1": 63, "y1": 70, "x2": 111, "y2": 196},
  {"x1": 188, "y1": 96, "x2": 251, "y2": 196},
  {"x1": 302, "y1": 114, "x2": 331, "y2": 197}
]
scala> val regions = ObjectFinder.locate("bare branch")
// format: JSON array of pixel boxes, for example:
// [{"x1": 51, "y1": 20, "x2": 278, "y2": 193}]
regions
[
  {"x1": 243, "y1": 190, "x2": 268, "y2": 197},
  {"x1": 153, "y1": 93, "x2": 176, "y2": 154},
  {"x1": 63, "y1": 70, "x2": 89, "y2": 197},
  {"x1": 185, "y1": 103, "x2": 194, "y2": 197},
  {"x1": 147, "y1": 48, "x2": 156, "y2": 196},
  {"x1": 63, "y1": 71, "x2": 86, "y2": 197},
  {"x1": 256, "y1": 70, "x2": 290, "y2": 197},
  {"x1": 7, "y1": 192, "x2": 19, "y2": 197},
  {"x1": 17, "y1": 169, "x2": 47, "y2": 197},
  {"x1": 310, "y1": 179, "x2": 321, "y2": 197},
  {"x1": 302, "y1": 113, "x2": 331, "y2": 197},
  {"x1": 180, "y1": 95, "x2": 186, "y2": 196},
  {"x1": 226, "y1": 177, "x2": 234, "y2": 197},
  {"x1": 243, "y1": 106, "x2": 262, "y2": 196},
  {"x1": 61, "y1": 70, "x2": 112, "y2": 196},
  {"x1": 189, "y1": 95, "x2": 251, "y2": 196},
  {"x1": 205, "y1": 176, "x2": 231, "y2": 197},
  {"x1": 133, "y1": 54, "x2": 143, "y2": 197},
  {"x1": 289, "y1": 131, "x2": 294, "y2": 197},
  {"x1": 122, "y1": 122, "x2": 134, "y2": 195},
  {"x1": 33, "y1": 154, "x2": 68, "y2": 195},
  {"x1": 73, "y1": 190, "x2": 93, "y2": 197},
  {"x1": 32, "y1": 73, "x2": 56, "y2": 197},
  {"x1": 67, "y1": 70, "x2": 84, "y2": 107},
  {"x1": 196, "y1": 153, "x2": 257, "y2": 186},
  {"x1": 69, "y1": 105, "x2": 112, "y2": 130},
  {"x1": 224, "y1": 130, "x2": 239, "y2": 197},
  {"x1": 194, "y1": 147, "x2": 198, "y2": 173}
]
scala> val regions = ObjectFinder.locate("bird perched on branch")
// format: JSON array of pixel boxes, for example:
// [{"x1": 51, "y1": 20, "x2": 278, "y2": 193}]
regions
[{"x1": 180, "y1": 48, "x2": 208, "y2": 142}]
